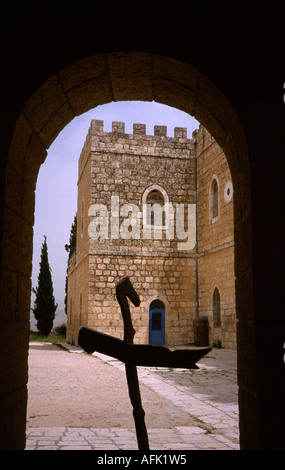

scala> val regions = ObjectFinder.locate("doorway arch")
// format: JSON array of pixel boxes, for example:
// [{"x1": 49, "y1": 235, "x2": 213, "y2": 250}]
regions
[{"x1": 2, "y1": 52, "x2": 251, "y2": 449}]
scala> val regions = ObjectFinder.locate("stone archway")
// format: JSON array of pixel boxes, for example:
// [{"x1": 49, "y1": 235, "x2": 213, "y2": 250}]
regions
[{"x1": 2, "y1": 52, "x2": 251, "y2": 449}]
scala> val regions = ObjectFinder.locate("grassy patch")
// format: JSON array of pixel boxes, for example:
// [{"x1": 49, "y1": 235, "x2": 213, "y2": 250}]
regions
[{"x1": 29, "y1": 331, "x2": 66, "y2": 343}]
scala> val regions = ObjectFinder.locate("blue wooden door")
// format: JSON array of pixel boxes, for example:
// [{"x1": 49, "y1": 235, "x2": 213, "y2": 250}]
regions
[{"x1": 149, "y1": 300, "x2": 165, "y2": 345}]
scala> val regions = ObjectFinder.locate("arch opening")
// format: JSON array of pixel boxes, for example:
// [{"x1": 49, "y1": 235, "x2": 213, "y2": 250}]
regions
[{"x1": 149, "y1": 299, "x2": 165, "y2": 345}]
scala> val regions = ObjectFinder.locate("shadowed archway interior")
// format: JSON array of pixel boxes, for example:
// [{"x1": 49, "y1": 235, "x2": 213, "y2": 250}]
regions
[
  {"x1": 2, "y1": 52, "x2": 250, "y2": 449},
  {"x1": 1, "y1": 8, "x2": 284, "y2": 450}
]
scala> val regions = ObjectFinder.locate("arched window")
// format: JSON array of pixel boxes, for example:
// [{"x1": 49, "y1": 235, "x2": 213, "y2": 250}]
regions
[
  {"x1": 146, "y1": 189, "x2": 165, "y2": 226},
  {"x1": 213, "y1": 288, "x2": 221, "y2": 327},
  {"x1": 142, "y1": 185, "x2": 169, "y2": 228},
  {"x1": 210, "y1": 177, "x2": 219, "y2": 220}
]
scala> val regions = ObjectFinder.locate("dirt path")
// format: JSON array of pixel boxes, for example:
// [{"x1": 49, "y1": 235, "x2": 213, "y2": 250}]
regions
[{"x1": 27, "y1": 342, "x2": 196, "y2": 429}]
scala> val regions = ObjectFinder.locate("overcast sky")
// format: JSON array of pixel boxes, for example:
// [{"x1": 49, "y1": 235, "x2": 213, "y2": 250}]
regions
[{"x1": 31, "y1": 101, "x2": 199, "y2": 312}]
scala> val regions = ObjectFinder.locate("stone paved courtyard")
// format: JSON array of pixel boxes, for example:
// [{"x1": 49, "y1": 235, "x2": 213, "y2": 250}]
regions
[{"x1": 26, "y1": 343, "x2": 239, "y2": 450}]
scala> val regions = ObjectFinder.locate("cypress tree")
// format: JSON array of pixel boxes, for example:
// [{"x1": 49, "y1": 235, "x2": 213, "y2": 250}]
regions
[{"x1": 33, "y1": 236, "x2": 58, "y2": 336}]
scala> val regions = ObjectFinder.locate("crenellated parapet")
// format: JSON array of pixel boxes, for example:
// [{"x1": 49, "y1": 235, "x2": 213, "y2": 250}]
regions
[{"x1": 79, "y1": 119, "x2": 195, "y2": 178}]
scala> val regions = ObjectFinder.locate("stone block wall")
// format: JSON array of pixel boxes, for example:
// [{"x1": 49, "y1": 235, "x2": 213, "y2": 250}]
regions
[
  {"x1": 86, "y1": 254, "x2": 196, "y2": 345},
  {"x1": 67, "y1": 252, "x2": 89, "y2": 343},
  {"x1": 196, "y1": 126, "x2": 236, "y2": 348}
]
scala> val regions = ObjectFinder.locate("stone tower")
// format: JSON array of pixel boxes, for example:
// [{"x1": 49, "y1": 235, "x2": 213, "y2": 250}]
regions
[{"x1": 67, "y1": 120, "x2": 236, "y2": 348}]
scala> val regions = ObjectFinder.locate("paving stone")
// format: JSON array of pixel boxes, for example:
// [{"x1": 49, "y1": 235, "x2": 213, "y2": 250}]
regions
[{"x1": 60, "y1": 445, "x2": 93, "y2": 450}]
